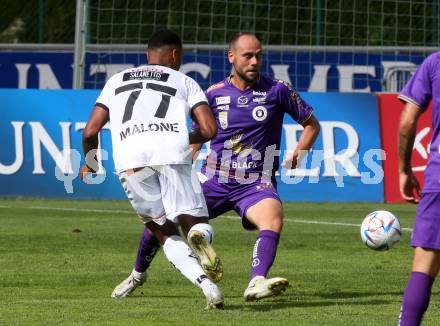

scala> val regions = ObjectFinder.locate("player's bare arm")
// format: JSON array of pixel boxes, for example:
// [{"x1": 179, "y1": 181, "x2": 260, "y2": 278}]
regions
[
  {"x1": 282, "y1": 114, "x2": 321, "y2": 169},
  {"x1": 80, "y1": 105, "x2": 109, "y2": 178},
  {"x1": 398, "y1": 102, "x2": 423, "y2": 203},
  {"x1": 190, "y1": 143, "x2": 203, "y2": 161},
  {"x1": 189, "y1": 104, "x2": 217, "y2": 144}
]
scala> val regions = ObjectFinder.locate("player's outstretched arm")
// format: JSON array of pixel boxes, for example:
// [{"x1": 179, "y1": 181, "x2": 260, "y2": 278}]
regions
[
  {"x1": 189, "y1": 104, "x2": 217, "y2": 144},
  {"x1": 81, "y1": 105, "x2": 109, "y2": 178},
  {"x1": 282, "y1": 114, "x2": 320, "y2": 169},
  {"x1": 398, "y1": 102, "x2": 423, "y2": 203}
]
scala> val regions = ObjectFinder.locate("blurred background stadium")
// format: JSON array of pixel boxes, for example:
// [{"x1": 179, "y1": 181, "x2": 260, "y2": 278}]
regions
[{"x1": 1, "y1": 0, "x2": 439, "y2": 90}]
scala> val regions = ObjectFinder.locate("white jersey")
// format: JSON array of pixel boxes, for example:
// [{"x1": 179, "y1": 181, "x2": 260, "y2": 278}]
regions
[{"x1": 95, "y1": 65, "x2": 208, "y2": 172}]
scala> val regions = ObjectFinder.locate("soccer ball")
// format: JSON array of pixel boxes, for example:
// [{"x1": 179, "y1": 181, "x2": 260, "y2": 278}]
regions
[{"x1": 360, "y1": 210, "x2": 402, "y2": 251}]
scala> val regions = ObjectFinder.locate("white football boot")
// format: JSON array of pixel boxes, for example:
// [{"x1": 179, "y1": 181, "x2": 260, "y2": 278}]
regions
[
  {"x1": 201, "y1": 279, "x2": 225, "y2": 309},
  {"x1": 243, "y1": 276, "x2": 289, "y2": 301},
  {"x1": 187, "y1": 230, "x2": 224, "y2": 283},
  {"x1": 111, "y1": 271, "x2": 147, "y2": 298}
]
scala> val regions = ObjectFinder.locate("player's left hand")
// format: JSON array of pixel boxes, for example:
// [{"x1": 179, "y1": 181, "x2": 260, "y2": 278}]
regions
[
  {"x1": 282, "y1": 153, "x2": 298, "y2": 169},
  {"x1": 399, "y1": 171, "x2": 421, "y2": 204}
]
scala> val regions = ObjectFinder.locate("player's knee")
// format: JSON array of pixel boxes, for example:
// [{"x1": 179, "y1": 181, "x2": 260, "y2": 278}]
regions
[
  {"x1": 257, "y1": 216, "x2": 283, "y2": 233},
  {"x1": 432, "y1": 251, "x2": 440, "y2": 276},
  {"x1": 413, "y1": 247, "x2": 440, "y2": 277},
  {"x1": 274, "y1": 217, "x2": 283, "y2": 232}
]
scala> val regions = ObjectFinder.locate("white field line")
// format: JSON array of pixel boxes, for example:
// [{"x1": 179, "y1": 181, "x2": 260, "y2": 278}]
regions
[
  {"x1": 0, "y1": 204, "x2": 133, "y2": 215},
  {"x1": 0, "y1": 204, "x2": 413, "y2": 232}
]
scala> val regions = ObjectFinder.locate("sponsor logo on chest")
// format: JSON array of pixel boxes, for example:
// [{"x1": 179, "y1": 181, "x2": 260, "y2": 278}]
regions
[
  {"x1": 218, "y1": 111, "x2": 228, "y2": 129},
  {"x1": 217, "y1": 105, "x2": 229, "y2": 111},
  {"x1": 215, "y1": 96, "x2": 230, "y2": 105},
  {"x1": 253, "y1": 97, "x2": 266, "y2": 104},
  {"x1": 252, "y1": 106, "x2": 268, "y2": 122},
  {"x1": 237, "y1": 96, "x2": 249, "y2": 106}
]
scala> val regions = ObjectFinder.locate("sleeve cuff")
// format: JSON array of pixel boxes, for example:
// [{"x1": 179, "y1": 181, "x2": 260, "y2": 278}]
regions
[
  {"x1": 397, "y1": 95, "x2": 426, "y2": 111},
  {"x1": 190, "y1": 101, "x2": 209, "y2": 112},
  {"x1": 298, "y1": 109, "x2": 314, "y2": 125},
  {"x1": 95, "y1": 102, "x2": 110, "y2": 111}
]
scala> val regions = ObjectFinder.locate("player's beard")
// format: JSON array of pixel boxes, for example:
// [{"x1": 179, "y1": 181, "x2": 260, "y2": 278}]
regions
[{"x1": 233, "y1": 63, "x2": 259, "y2": 84}]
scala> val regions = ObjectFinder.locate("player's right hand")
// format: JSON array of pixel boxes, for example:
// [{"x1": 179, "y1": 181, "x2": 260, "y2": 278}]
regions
[
  {"x1": 80, "y1": 165, "x2": 94, "y2": 183},
  {"x1": 399, "y1": 171, "x2": 421, "y2": 204}
]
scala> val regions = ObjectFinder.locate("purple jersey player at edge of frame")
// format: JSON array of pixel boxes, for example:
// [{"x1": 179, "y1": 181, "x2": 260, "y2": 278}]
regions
[
  {"x1": 397, "y1": 52, "x2": 440, "y2": 326},
  {"x1": 398, "y1": 53, "x2": 440, "y2": 194}
]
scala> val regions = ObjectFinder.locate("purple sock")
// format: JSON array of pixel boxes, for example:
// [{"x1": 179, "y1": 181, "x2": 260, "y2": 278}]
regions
[
  {"x1": 250, "y1": 230, "x2": 280, "y2": 280},
  {"x1": 399, "y1": 272, "x2": 434, "y2": 326},
  {"x1": 134, "y1": 227, "x2": 161, "y2": 273}
]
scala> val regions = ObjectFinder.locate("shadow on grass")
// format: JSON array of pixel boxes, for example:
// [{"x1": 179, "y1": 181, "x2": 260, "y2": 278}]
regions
[
  {"x1": 220, "y1": 298, "x2": 391, "y2": 311},
  {"x1": 125, "y1": 288, "x2": 437, "y2": 311},
  {"x1": 316, "y1": 291, "x2": 404, "y2": 299}
]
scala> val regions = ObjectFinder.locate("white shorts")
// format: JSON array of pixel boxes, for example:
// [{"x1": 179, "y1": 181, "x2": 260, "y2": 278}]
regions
[{"x1": 119, "y1": 164, "x2": 208, "y2": 225}]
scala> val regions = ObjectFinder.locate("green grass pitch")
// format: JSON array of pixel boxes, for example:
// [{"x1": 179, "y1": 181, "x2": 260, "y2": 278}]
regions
[{"x1": 0, "y1": 198, "x2": 438, "y2": 325}]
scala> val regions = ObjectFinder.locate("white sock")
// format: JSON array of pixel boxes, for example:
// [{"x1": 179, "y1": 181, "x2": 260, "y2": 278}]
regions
[
  {"x1": 132, "y1": 269, "x2": 146, "y2": 280},
  {"x1": 199, "y1": 277, "x2": 218, "y2": 296},
  {"x1": 163, "y1": 235, "x2": 207, "y2": 287},
  {"x1": 189, "y1": 223, "x2": 214, "y2": 244},
  {"x1": 248, "y1": 275, "x2": 265, "y2": 287}
]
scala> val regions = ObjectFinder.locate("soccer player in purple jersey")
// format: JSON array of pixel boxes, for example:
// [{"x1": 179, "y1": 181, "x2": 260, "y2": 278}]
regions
[
  {"x1": 397, "y1": 52, "x2": 440, "y2": 325},
  {"x1": 112, "y1": 32, "x2": 321, "y2": 301}
]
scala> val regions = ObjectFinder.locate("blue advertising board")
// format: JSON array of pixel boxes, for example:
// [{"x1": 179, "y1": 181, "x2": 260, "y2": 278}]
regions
[
  {"x1": 0, "y1": 50, "x2": 427, "y2": 92},
  {"x1": 277, "y1": 93, "x2": 383, "y2": 201},
  {"x1": 0, "y1": 89, "x2": 122, "y2": 198},
  {"x1": 0, "y1": 89, "x2": 383, "y2": 201}
]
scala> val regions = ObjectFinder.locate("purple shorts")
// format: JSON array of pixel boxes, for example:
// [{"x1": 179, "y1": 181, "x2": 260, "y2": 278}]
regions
[
  {"x1": 201, "y1": 177, "x2": 281, "y2": 230},
  {"x1": 411, "y1": 192, "x2": 440, "y2": 250}
]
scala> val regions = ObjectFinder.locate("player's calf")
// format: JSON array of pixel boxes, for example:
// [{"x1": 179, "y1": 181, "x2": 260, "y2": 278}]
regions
[{"x1": 163, "y1": 235, "x2": 225, "y2": 309}]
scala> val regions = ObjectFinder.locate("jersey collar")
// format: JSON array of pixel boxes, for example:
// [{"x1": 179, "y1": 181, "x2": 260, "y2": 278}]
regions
[{"x1": 227, "y1": 74, "x2": 261, "y2": 92}]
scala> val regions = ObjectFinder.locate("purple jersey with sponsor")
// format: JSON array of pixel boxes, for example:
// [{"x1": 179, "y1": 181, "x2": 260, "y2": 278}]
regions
[
  {"x1": 197, "y1": 75, "x2": 313, "y2": 184},
  {"x1": 398, "y1": 52, "x2": 440, "y2": 192}
]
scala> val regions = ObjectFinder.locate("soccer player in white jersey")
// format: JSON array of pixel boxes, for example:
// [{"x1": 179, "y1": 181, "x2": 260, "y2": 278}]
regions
[{"x1": 80, "y1": 30, "x2": 224, "y2": 309}]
